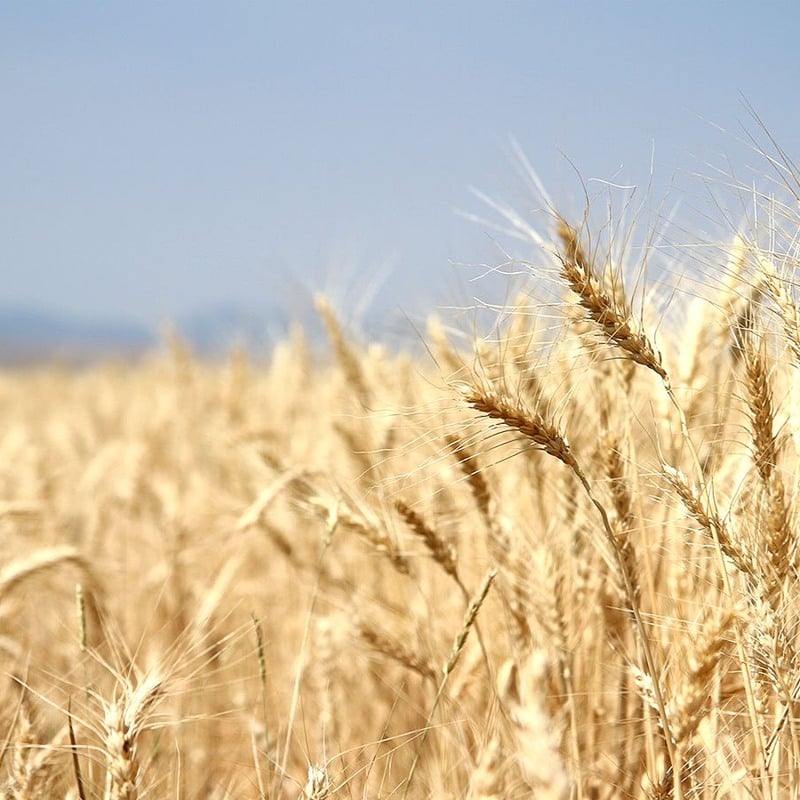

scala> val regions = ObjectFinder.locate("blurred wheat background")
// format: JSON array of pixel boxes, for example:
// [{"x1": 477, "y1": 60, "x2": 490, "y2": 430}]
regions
[{"x1": 3, "y1": 140, "x2": 800, "y2": 800}]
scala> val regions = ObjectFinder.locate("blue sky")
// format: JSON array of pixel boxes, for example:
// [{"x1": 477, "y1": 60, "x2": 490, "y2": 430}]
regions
[{"x1": 2, "y1": 2, "x2": 799, "y2": 329}]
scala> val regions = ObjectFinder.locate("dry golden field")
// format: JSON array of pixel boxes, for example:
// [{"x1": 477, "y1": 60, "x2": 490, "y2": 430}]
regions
[{"x1": 3, "y1": 171, "x2": 800, "y2": 799}]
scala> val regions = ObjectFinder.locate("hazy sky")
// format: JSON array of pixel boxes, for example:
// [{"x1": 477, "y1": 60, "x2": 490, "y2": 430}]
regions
[{"x1": 2, "y1": 2, "x2": 799, "y2": 328}]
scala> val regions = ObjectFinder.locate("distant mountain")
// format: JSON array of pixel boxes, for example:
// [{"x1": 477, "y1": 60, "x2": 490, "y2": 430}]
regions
[
  {"x1": 174, "y1": 303, "x2": 291, "y2": 357},
  {"x1": 0, "y1": 307, "x2": 156, "y2": 365},
  {"x1": 0, "y1": 304, "x2": 295, "y2": 365},
  {"x1": 0, "y1": 300, "x2": 415, "y2": 365}
]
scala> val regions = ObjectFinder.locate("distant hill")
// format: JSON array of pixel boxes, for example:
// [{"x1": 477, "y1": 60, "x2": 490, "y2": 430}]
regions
[
  {"x1": 0, "y1": 305, "x2": 286, "y2": 365},
  {"x1": 0, "y1": 307, "x2": 156, "y2": 365},
  {"x1": 0, "y1": 300, "x2": 417, "y2": 366},
  {"x1": 173, "y1": 303, "x2": 291, "y2": 356}
]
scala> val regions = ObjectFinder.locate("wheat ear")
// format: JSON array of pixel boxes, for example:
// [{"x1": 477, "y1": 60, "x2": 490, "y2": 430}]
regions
[
  {"x1": 498, "y1": 655, "x2": 570, "y2": 800},
  {"x1": 556, "y1": 218, "x2": 667, "y2": 380},
  {"x1": 394, "y1": 498, "x2": 458, "y2": 582},
  {"x1": 742, "y1": 331, "x2": 793, "y2": 585},
  {"x1": 668, "y1": 607, "x2": 735, "y2": 747},
  {"x1": 315, "y1": 294, "x2": 372, "y2": 407},
  {"x1": 102, "y1": 671, "x2": 163, "y2": 800},
  {"x1": 358, "y1": 619, "x2": 436, "y2": 682}
]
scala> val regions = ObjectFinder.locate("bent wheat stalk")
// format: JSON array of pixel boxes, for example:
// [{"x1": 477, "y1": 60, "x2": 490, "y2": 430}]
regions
[{"x1": 460, "y1": 382, "x2": 680, "y2": 791}]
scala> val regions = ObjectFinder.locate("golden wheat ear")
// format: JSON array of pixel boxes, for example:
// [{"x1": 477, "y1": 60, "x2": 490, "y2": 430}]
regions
[
  {"x1": 556, "y1": 217, "x2": 667, "y2": 380},
  {"x1": 101, "y1": 671, "x2": 164, "y2": 800}
]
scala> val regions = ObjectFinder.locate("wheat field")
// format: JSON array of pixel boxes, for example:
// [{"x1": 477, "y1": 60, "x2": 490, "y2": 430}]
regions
[{"x1": 3, "y1": 160, "x2": 800, "y2": 799}]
